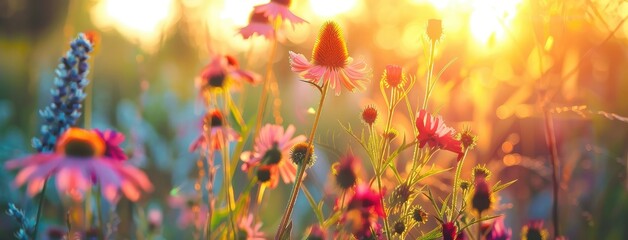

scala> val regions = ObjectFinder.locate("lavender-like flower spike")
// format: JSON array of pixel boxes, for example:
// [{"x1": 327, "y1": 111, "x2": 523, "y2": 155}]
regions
[
  {"x1": 32, "y1": 33, "x2": 93, "y2": 153},
  {"x1": 6, "y1": 203, "x2": 34, "y2": 239}
]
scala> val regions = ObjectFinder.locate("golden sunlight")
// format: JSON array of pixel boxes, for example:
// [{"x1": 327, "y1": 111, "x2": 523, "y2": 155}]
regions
[
  {"x1": 310, "y1": 0, "x2": 359, "y2": 17},
  {"x1": 91, "y1": 0, "x2": 177, "y2": 52},
  {"x1": 468, "y1": 0, "x2": 521, "y2": 44}
]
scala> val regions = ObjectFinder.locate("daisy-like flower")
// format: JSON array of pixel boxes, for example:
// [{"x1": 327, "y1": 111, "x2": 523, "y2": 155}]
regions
[
  {"x1": 168, "y1": 194, "x2": 208, "y2": 229},
  {"x1": 5, "y1": 128, "x2": 153, "y2": 202},
  {"x1": 237, "y1": 214, "x2": 265, "y2": 240},
  {"x1": 415, "y1": 109, "x2": 464, "y2": 160},
  {"x1": 333, "y1": 154, "x2": 362, "y2": 190},
  {"x1": 240, "y1": 124, "x2": 305, "y2": 188},
  {"x1": 239, "y1": 12, "x2": 275, "y2": 40},
  {"x1": 254, "y1": 0, "x2": 307, "y2": 28},
  {"x1": 521, "y1": 220, "x2": 548, "y2": 240},
  {"x1": 289, "y1": 21, "x2": 371, "y2": 96},
  {"x1": 195, "y1": 55, "x2": 261, "y2": 93},
  {"x1": 486, "y1": 216, "x2": 512, "y2": 240},
  {"x1": 341, "y1": 184, "x2": 385, "y2": 239},
  {"x1": 189, "y1": 109, "x2": 240, "y2": 152}
]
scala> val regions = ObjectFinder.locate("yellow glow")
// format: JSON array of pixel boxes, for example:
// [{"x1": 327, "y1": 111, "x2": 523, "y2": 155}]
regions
[
  {"x1": 310, "y1": 0, "x2": 358, "y2": 17},
  {"x1": 219, "y1": 0, "x2": 267, "y2": 26},
  {"x1": 468, "y1": 0, "x2": 521, "y2": 44},
  {"x1": 91, "y1": 0, "x2": 176, "y2": 52}
]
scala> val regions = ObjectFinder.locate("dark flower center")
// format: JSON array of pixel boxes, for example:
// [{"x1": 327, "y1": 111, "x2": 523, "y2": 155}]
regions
[
  {"x1": 257, "y1": 167, "x2": 271, "y2": 183},
  {"x1": 205, "y1": 112, "x2": 223, "y2": 127},
  {"x1": 186, "y1": 199, "x2": 197, "y2": 208},
  {"x1": 64, "y1": 139, "x2": 97, "y2": 158},
  {"x1": 236, "y1": 229, "x2": 249, "y2": 240},
  {"x1": 526, "y1": 230, "x2": 543, "y2": 240},
  {"x1": 207, "y1": 72, "x2": 226, "y2": 88},
  {"x1": 263, "y1": 143, "x2": 282, "y2": 165},
  {"x1": 336, "y1": 167, "x2": 356, "y2": 189}
]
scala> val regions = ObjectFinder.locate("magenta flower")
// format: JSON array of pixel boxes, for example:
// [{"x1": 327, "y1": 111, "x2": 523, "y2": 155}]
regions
[
  {"x1": 289, "y1": 21, "x2": 371, "y2": 96},
  {"x1": 238, "y1": 213, "x2": 265, "y2": 240},
  {"x1": 442, "y1": 222, "x2": 458, "y2": 240},
  {"x1": 240, "y1": 12, "x2": 275, "y2": 40},
  {"x1": 5, "y1": 128, "x2": 153, "y2": 202},
  {"x1": 415, "y1": 109, "x2": 464, "y2": 160},
  {"x1": 254, "y1": 0, "x2": 307, "y2": 28},
  {"x1": 341, "y1": 184, "x2": 385, "y2": 239},
  {"x1": 168, "y1": 194, "x2": 208, "y2": 229},
  {"x1": 195, "y1": 55, "x2": 261, "y2": 93},
  {"x1": 240, "y1": 124, "x2": 305, "y2": 187},
  {"x1": 94, "y1": 129, "x2": 127, "y2": 161},
  {"x1": 486, "y1": 216, "x2": 512, "y2": 240},
  {"x1": 189, "y1": 109, "x2": 240, "y2": 152}
]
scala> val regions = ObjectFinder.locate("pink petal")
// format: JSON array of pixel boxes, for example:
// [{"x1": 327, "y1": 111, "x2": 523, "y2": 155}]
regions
[
  {"x1": 239, "y1": 23, "x2": 275, "y2": 40},
  {"x1": 289, "y1": 51, "x2": 313, "y2": 74}
]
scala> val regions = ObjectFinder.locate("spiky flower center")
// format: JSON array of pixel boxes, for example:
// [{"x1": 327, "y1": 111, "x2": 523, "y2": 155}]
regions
[
  {"x1": 383, "y1": 65, "x2": 404, "y2": 88},
  {"x1": 207, "y1": 72, "x2": 226, "y2": 88},
  {"x1": 56, "y1": 128, "x2": 105, "y2": 158},
  {"x1": 263, "y1": 143, "x2": 283, "y2": 165},
  {"x1": 361, "y1": 105, "x2": 378, "y2": 126},
  {"x1": 290, "y1": 142, "x2": 315, "y2": 167},
  {"x1": 412, "y1": 207, "x2": 428, "y2": 224},
  {"x1": 335, "y1": 166, "x2": 357, "y2": 189},
  {"x1": 312, "y1": 21, "x2": 349, "y2": 68},
  {"x1": 525, "y1": 229, "x2": 544, "y2": 240},
  {"x1": 394, "y1": 221, "x2": 406, "y2": 235}
]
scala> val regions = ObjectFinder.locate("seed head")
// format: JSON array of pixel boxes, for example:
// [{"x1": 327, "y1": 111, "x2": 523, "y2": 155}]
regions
[
  {"x1": 471, "y1": 179, "x2": 492, "y2": 213},
  {"x1": 361, "y1": 105, "x2": 378, "y2": 126},
  {"x1": 383, "y1": 128, "x2": 398, "y2": 140},
  {"x1": 412, "y1": 207, "x2": 428, "y2": 224},
  {"x1": 290, "y1": 142, "x2": 315, "y2": 167},
  {"x1": 457, "y1": 126, "x2": 477, "y2": 151},
  {"x1": 382, "y1": 65, "x2": 405, "y2": 88},
  {"x1": 460, "y1": 180, "x2": 471, "y2": 191},
  {"x1": 312, "y1": 21, "x2": 348, "y2": 68},
  {"x1": 427, "y1": 19, "x2": 443, "y2": 42},
  {"x1": 393, "y1": 221, "x2": 406, "y2": 235},
  {"x1": 472, "y1": 165, "x2": 491, "y2": 181}
]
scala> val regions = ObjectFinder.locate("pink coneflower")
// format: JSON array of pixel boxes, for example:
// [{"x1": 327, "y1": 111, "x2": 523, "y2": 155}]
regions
[
  {"x1": 254, "y1": 0, "x2": 307, "y2": 28},
  {"x1": 240, "y1": 12, "x2": 275, "y2": 40},
  {"x1": 442, "y1": 222, "x2": 458, "y2": 240},
  {"x1": 195, "y1": 55, "x2": 261, "y2": 93},
  {"x1": 189, "y1": 109, "x2": 240, "y2": 152},
  {"x1": 94, "y1": 129, "x2": 127, "y2": 161},
  {"x1": 289, "y1": 21, "x2": 371, "y2": 96},
  {"x1": 415, "y1": 109, "x2": 464, "y2": 160},
  {"x1": 168, "y1": 194, "x2": 208, "y2": 229},
  {"x1": 341, "y1": 184, "x2": 385, "y2": 239},
  {"x1": 486, "y1": 216, "x2": 512, "y2": 240},
  {"x1": 240, "y1": 124, "x2": 305, "y2": 188},
  {"x1": 237, "y1": 213, "x2": 265, "y2": 240},
  {"x1": 5, "y1": 128, "x2": 152, "y2": 202}
]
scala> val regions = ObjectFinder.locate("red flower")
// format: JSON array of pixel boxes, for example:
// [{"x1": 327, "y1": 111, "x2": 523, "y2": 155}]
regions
[
  {"x1": 442, "y1": 222, "x2": 458, "y2": 240},
  {"x1": 341, "y1": 185, "x2": 385, "y2": 239},
  {"x1": 415, "y1": 110, "x2": 464, "y2": 160}
]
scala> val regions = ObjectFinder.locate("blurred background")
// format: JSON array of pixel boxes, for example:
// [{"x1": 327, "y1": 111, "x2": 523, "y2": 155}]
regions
[{"x1": 0, "y1": 0, "x2": 626, "y2": 239}]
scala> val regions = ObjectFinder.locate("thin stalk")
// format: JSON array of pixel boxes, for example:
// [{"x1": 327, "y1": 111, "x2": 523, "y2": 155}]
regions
[
  {"x1": 421, "y1": 40, "x2": 437, "y2": 111},
  {"x1": 477, "y1": 212, "x2": 482, "y2": 240},
  {"x1": 204, "y1": 149, "x2": 216, "y2": 239},
  {"x1": 374, "y1": 90, "x2": 396, "y2": 240},
  {"x1": 195, "y1": 157, "x2": 205, "y2": 240},
  {"x1": 542, "y1": 110, "x2": 560, "y2": 237},
  {"x1": 253, "y1": 20, "x2": 279, "y2": 135},
  {"x1": 33, "y1": 176, "x2": 50, "y2": 240},
  {"x1": 275, "y1": 81, "x2": 329, "y2": 239},
  {"x1": 221, "y1": 93, "x2": 238, "y2": 238},
  {"x1": 450, "y1": 150, "x2": 468, "y2": 221},
  {"x1": 96, "y1": 183, "x2": 104, "y2": 240}
]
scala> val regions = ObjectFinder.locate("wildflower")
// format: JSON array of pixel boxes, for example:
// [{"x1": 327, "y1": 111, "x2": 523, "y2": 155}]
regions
[
  {"x1": 460, "y1": 180, "x2": 471, "y2": 191},
  {"x1": 94, "y1": 129, "x2": 127, "y2": 161},
  {"x1": 390, "y1": 182, "x2": 414, "y2": 210},
  {"x1": 442, "y1": 222, "x2": 458, "y2": 240},
  {"x1": 393, "y1": 221, "x2": 406, "y2": 235},
  {"x1": 486, "y1": 217, "x2": 512, "y2": 240},
  {"x1": 333, "y1": 154, "x2": 361, "y2": 190},
  {"x1": 289, "y1": 142, "x2": 315, "y2": 167},
  {"x1": 195, "y1": 55, "x2": 261, "y2": 93},
  {"x1": 241, "y1": 124, "x2": 306, "y2": 187},
  {"x1": 306, "y1": 224, "x2": 326, "y2": 240},
  {"x1": 238, "y1": 213, "x2": 265, "y2": 240},
  {"x1": 147, "y1": 208, "x2": 163, "y2": 233},
  {"x1": 189, "y1": 109, "x2": 240, "y2": 152},
  {"x1": 32, "y1": 33, "x2": 92, "y2": 153},
  {"x1": 457, "y1": 231, "x2": 467, "y2": 240},
  {"x1": 382, "y1": 65, "x2": 406, "y2": 89},
  {"x1": 472, "y1": 165, "x2": 491, "y2": 182},
  {"x1": 341, "y1": 185, "x2": 385, "y2": 239},
  {"x1": 383, "y1": 128, "x2": 399, "y2": 140},
  {"x1": 6, "y1": 128, "x2": 153, "y2": 202},
  {"x1": 47, "y1": 227, "x2": 66, "y2": 240},
  {"x1": 415, "y1": 109, "x2": 464, "y2": 160},
  {"x1": 427, "y1": 19, "x2": 443, "y2": 42},
  {"x1": 471, "y1": 178, "x2": 492, "y2": 214},
  {"x1": 239, "y1": 12, "x2": 275, "y2": 40},
  {"x1": 289, "y1": 21, "x2": 371, "y2": 96},
  {"x1": 361, "y1": 105, "x2": 378, "y2": 127},
  {"x1": 457, "y1": 127, "x2": 477, "y2": 151},
  {"x1": 254, "y1": 0, "x2": 307, "y2": 28},
  {"x1": 521, "y1": 220, "x2": 548, "y2": 240},
  {"x1": 411, "y1": 207, "x2": 428, "y2": 224},
  {"x1": 168, "y1": 194, "x2": 208, "y2": 229}
]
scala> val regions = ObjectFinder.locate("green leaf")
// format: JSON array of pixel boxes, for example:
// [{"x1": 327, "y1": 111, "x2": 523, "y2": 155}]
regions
[
  {"x1": 492, "y1": 179, "x2": 517, "y2": 193},
  {"x1": 418, "y1": 227, "x2": 442, "y2": 240},
  {"x1": 301, "y1": 185, "x2": 324, "y2": 225},
  {"x1": 459, "y1": 215, "x2": 501, "y2": 232}
]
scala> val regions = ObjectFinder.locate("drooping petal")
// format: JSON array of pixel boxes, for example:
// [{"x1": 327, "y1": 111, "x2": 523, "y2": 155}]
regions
[{"x1": 239, "y1": 23, "x2": 275, "y2": 40}]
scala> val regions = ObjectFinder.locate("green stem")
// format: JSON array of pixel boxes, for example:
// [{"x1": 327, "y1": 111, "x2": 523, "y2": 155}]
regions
[
  {"x1": 421, "y1": 40, "x2": 436, "y2": 111},
  {"x1": 222, "y1": 93, "x2": 238, "y2": 239},
  {"x1": 275, "y1": 81, "x2": 329, "y2": 239},
  {"x1": 450, "y1": 150, "x2": 468, "y2": 221},
  {"x1": 374, "y1": 90, "x2": 396, "y2": 240},
  {"x1": 33, "y1": 176, "x2": 49, "y2": 240},
  {"x1": 253, "y1": 19, "x2": 279, "y2": 136}
]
